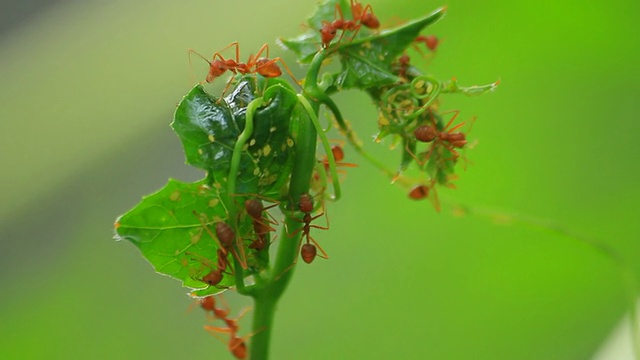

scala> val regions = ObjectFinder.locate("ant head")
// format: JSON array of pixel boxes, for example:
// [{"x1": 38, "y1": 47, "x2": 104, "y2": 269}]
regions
[
  {"x1": 201, "y1": 270, "x2": 223, "y2": 286},
  {"x1": 206, "y1": 60, "x2": 229, "y2": 82},
  {"x1": 320, "y1": 23, "x2": 338, "y2": 47}
]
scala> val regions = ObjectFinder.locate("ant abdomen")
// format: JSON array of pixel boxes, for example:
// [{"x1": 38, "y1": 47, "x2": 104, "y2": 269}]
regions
[{"x1": 414, "y1": 125, "x2": 437, "y2": 142}]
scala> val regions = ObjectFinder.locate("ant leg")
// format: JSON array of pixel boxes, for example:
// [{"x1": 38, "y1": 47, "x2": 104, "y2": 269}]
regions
[
  {"x1": 253, "y1": 43, "x2": 270, "y2": 60},
  {"x1": 423, "y1": 142, "x2": 437, "y2": 164},
  {"x1": 411, "y1": 41, "x2": 428, "y2": 58},
  {"x1": 442, "y1": 144, "x2": 461, "y2": 160},
  {"x1": 286, "y1": 216, "x2": 305, "y2": 238},
  {"x1": 308, "y1": 213, "x2": 330, "y2": 231},
  {"x1": 307, "y1": 235, "x2": 329, "y2": 259},
  {"x1": 215, "y1": 293, "x2": 232, "y2": 315},
  {"x1": 234, "y1": 306, "x2": 252, "y2": 322},
  {"x1": 447, "y1": 122, "x2": 466, "y2": 133},
  {"x1": 204, "y1": 325, "x2": 235, "y2": 335},
  {"x1": 465, "y1": 115, "x2": 477, "y2": 136},
  {"x1": 345, "y1": 23, "x2": 362, "y2": 43},
  {"x1": 203, "y1": 325, "x2": 235, "y2": 346},
  {"x1": 195, "y1": 212, "x2": 248, "y2": 270},
  {"x1": 214, "y1": 41, "x2": 241, "y2": 63},
  {"x1": 254, "y1": 57, "x2": 302, "y2": 88},
  {"x1": 429, "y1": 183, "x2": 441, "y2": 212},
  {"x1": 333, "y1": 4, "x2": 350, "y2": 46},
  {"x1": 261, "y1": 202, "x2": 280, "y2": 225},
  {"x1": 404, "y1": 137, "x2": 428, "y2": 167},
  {"x1": 441, "y1": 110, "x2": 461, "y2": 131},
  {"x1": 245, "y1": 43, "x2": 270, "y2": 77},
  {"x1": 349, "y1": 0, "x2": 362, "y2": 18},
  {"x1": 274, "y1": 232, "x2": 304, "y2": 281},
  {"x1": 193, "y1": 211, "x2": 225, "y2": 249},
  {"x1": 219, "y1": 75, "x2": 238, "y2": 99},
  {"x1": 310, "y1": 197, "x2": 330, "y2": 230}
]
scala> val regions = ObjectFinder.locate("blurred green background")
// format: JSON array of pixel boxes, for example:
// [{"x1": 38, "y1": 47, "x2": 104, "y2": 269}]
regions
[{"x1": 1, "y1": 0, "x2": 639, "y2": 359}]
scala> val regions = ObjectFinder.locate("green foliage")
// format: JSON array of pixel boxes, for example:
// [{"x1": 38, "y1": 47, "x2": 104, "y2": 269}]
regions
[
  {"x1": 116, "y1": 2, "x2": 502, "y2": 359},
  {"x1": 332, "y1": 8, "x2": 448, "y2": 90},
  {"x1": 281, "y1": 0, "x2": 447, "y2": 90},
  {"x1": 115, "y1": 179, "x2": 239, "y2": 293},
  {"x1": 172, "y1": 78, "x2": 298, "y2": 197}
]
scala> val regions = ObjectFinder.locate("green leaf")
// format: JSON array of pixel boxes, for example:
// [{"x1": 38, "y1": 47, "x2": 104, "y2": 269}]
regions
[
  {"x1": 333, "y1": 7, "x2": 448, "y2": 89},
  {"x1": 278, "y1": 0, "x2": 350, "y2": 64},
  {"x1": 115, "y1": 179, "x2": 236, "y2": 295},
  {"x1": 281, "y1": 1, "x2": 446, "y2": 89},
  {"x1": 171, "y1": 85, "x2": 239, "y2": 177},
  {"x1": 278, "y1": 27, "x2": 323, "y2": 65},
  {"x1": 172, "y1": 78, "x2": 298, "y2": 197},
  {"x1": 235, "y1": 78, "x2": 299, "y2": 197}
]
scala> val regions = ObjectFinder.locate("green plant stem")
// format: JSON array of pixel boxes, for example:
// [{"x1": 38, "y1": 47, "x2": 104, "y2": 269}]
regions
[
  {"x1": 248, "y1": 293, "x2": 277, "y2": 360},
  {"x1": 297, "y1": 94, "x2": 341, "y2": 200},
  {"x1": 305, "y1": 50, "x2": 400, "y2": 183},
  {"x1": 319, "y1": 93, "x2": 397, "y2": 179},
  {"x1": 227, "y1": 97, "x2": 265, "y2": 296},
  {"x1": 248, "y1": 65, "x2": 324, "y2": 358}
]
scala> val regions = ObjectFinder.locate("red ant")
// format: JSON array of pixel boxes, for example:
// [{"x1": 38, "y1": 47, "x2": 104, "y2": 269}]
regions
[
  {"x1": 411, "y1": 35, "x2": 440, "y2": 67},
  {"x1": 188, "y1": 42, "x2": 298, "y2": 95},
  {"x1": 350, "y1": 0, "x2": 380, "y2": 30},
  {"x1": 191, "y1": 213, "x2": 249, "y2": 288},
  {"x1": 191, "y1": 249, "x2": 231, "y2": 287},
  {"x1": 413, "y1": 110, "x2": 475, "y2": 163},
  {"x1": 244, "y1": 198, "x2": 279, "y2": 251},
  {"x1": 415, "y1": 35, "x2": 440, "y2": 52},
  {"x1": 291, "y1": 194, "x2": 329, "y2": 264},
  {"x1": 198, "y1": 295, "x2": 252, "y2": 359},
  {"x1": 394, "y1": 53, "x2": 412, "y2": 79},
  {"x1": 408, "y1": 182, "x2": 440, "y2": 212},
  {"x1": 320, "y1": 145, "x2": 358, "y2": 174},
  {"x1": 319, "y1": 0, "x2": 380, "y2": 48},
  {"x1": 189, "y1": 212, "x2": 234, "y2": 287},
  {"x1": 215, "y1": 220, "x2": 249, "y2": 270},
  {"x1": 319, "y1": 8, "x2": 359, "y2": 48}
]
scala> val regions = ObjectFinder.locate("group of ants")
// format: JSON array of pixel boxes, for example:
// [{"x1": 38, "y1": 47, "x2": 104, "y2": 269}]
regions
[
  {"x1": 189, "y1": 0, "x2": 439, "y2": 95},
  {"x1": 186, "y1": 1, "x2": 471, "y2": 358},
  {"x1": 190, "y1": 192, "x2": 329, "y2": 359}
]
